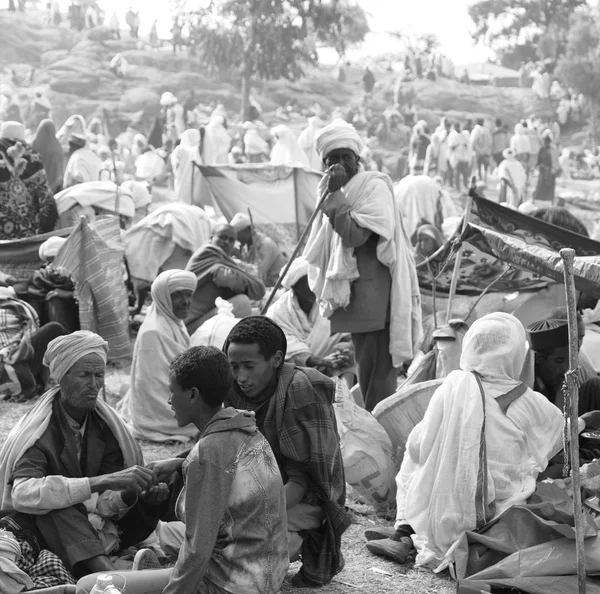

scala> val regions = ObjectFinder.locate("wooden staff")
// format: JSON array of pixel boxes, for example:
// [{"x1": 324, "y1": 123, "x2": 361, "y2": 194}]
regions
[
  {"x1": 445, "y1": 178, "x2": 476, "y2": 322},
  {"x1": 260, "y1": 190, "x2": 329, "y2": 314},
  {"x1": 560, "y1": 247, "x2": 586, "y2": 594}
]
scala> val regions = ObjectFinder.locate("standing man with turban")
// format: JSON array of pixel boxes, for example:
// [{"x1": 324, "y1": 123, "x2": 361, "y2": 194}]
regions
[
  {"x1": 0, "y1": 331, "x2": 166, "y2": 578},
  {"x1": 303, "y1": 119, "x2": 422, "y2": 410}
]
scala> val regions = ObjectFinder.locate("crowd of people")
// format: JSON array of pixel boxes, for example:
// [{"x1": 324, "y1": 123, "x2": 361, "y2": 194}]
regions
[{"x1": 1, "y1": 22, "x2": 600, "y2": 592}]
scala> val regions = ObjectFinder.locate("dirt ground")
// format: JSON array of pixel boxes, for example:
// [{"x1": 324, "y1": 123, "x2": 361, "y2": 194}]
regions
[{"x1": 0, "y1": 362, "x2": 455, "y2": 593}]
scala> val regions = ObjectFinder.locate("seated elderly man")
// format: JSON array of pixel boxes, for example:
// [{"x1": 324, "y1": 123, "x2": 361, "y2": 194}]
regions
[
  {"x1": 0, "y1": 331, "x2": 165, "y2": 578},
  {"x1": 366, "y1": 313, "x2": 565, "y2": 568},
  {"x1": 266, "y1": 257, "x2": 354, "y2": 382},
  {"x1": 224, "y1": 316, "x2": 350, "y2": 587},
  {"x1": 184, "y1": 223, "x2": 266, "y2": 334},
  {"x1": 230, "y1": 212, "x2": 287, "y2": 287}
]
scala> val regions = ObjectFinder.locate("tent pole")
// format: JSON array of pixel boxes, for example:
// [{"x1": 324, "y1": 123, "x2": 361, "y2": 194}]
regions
[
  {"x1": 560, "y1": 247, "x2": 586, "y2": 594},
  {"x1": 260, "y1": 190, "x2": 329, "y2": 315},
  {"x1": 445, "y1": 180, "x2": 476, "y2": 323}
]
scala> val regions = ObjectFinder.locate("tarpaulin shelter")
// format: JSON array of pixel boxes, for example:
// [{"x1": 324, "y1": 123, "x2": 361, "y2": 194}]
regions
[
  {"x1": 418, "y1": 195, "x2": 600, "y2": 298},
  {"x1": 0, "y1": 228, "x2": 73, "y2": 281},
  {"x1": 53, "y1": 216, "x2": 131, "y2": 360},
  {"x1": 193, "y1": 163, "x2": 321, "y2": 245}
]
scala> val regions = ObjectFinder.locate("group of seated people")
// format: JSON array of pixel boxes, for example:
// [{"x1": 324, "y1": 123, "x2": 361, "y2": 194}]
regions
[{"x1": 0, "y1": 320, "x2": 349, "y2": 592}]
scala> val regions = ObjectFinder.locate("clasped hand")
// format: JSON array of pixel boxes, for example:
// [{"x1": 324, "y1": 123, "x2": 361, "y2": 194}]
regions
[{"x1": 325, "y1": 164, "x2": 348, "y2": 194}]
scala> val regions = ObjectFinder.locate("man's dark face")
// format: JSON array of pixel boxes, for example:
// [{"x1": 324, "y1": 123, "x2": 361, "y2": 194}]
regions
[
  {"x1": 324, "y1": 148, "x2": 360, "y2": 180},
  {"x1": 537, "y1": 346, "x2": 570, "y2": 389}
]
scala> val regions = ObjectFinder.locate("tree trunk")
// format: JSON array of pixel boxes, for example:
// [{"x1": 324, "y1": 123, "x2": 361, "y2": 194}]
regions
[{"x1": 240, "y1": 68, "x2": 251, "y2": 121}]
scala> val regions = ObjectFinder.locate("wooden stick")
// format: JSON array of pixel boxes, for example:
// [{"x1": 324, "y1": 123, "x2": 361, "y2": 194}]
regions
[
  {"x1": 560, "y1": 247, "x2": 586, "y2": 594},
  {"x1": 260, "y1": 190, "x2": 329, "y2": 314},
  {"x1": 445, "y1": 179, "x2": 476, "y2": 322}
]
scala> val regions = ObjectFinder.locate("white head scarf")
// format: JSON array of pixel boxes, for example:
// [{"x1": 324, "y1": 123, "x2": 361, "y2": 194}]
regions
[
  {"x1": 38, "y1": 236, "x2": 67, "y2": 261},
  {"x1": 0, "y1": 121, "x2": 24, "y2": 141},
  {"x1": 281, "y1": 256, "x2": 309, "y2": 290},
  {"x1": 270, "y1": 124, "x2": 310, "y2": 167},
  {"x1": 179, "y1": 128, "x2": 200, "y2": 148},
  {"x1": 230, "y1": 212, "x2": 251, "y2": 232},
  {"x1": 43, "y1": 331, "x2": 109, "y2": 382},
  {"x1": 314, "y1": 118, "x2": 363, "y2": 160},
  {"x1": 460, "y1": 312, "x2": 527, "y2": 390},
  {"x1": 150, "y1": 269, "x2": 197, "y2": 322}
]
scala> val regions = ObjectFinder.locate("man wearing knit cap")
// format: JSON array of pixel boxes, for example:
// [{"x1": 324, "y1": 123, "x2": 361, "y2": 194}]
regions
[
  {"x1": 528, "y1": 308, "x2": 600, "y2": 415},
  {"x1": 0, "y1": 331, "x2": 166, "y2": 577},
  {"x1": 303, "y1": 119, "x2": 422, "y2": 411},
  {"x1": 230, "y1": 212, "x2": 287, "y2": 286}
]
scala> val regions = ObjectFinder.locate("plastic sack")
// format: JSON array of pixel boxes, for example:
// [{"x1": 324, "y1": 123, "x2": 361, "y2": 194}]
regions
[
  {"x1": 190, "y1": 297, "x2": 239, "y2": 349},
  {"x1": 333, "y1": 380, "x2": 397, "y2": 509}
]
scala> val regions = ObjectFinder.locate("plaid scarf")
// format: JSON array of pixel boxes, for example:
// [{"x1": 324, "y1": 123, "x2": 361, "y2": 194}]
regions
[{"x1": 226, "y1": 363, "x2": 350, "y2": 584}]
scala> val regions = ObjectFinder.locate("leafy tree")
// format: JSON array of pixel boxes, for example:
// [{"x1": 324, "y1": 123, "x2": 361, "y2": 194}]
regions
[
  {"x1": 175, "y1": 0, "x2": 368, "y2": 118},
  {"x1": 556, "y1": 13, "x2": 600, "y2": 141},
  {"x1": 468, "y1": 0, "x2": 587, "y2": 63},
  {"x1": 312, "y1": 2, "x2": 370, "y2": 60},
  {"x1": 388, "y1": 31, "x2": 440, "y2": 57}
]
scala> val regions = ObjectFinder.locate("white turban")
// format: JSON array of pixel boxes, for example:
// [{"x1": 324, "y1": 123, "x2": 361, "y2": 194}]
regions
[
  {"x1": 230, "y1": 212, "x2": 251, "y2": 232},
  {"x1": 43, "y1": 331, "x2": 109, "y2": 382},
  {"x1": 281, "y1": 257, "x2": 308, "y2": 290},
  {"x1": 0, "y1": 121, "x2": 25, "y2": 141},
  {"x1": 151, "y1": 269, "x2": 197, "y2": 321},
  {"x1": 38, "y1": 237, "x2": 67, "y2": 261},
  {"x1": 314, "y1": 118, "x2": 363, "y2": 160}
]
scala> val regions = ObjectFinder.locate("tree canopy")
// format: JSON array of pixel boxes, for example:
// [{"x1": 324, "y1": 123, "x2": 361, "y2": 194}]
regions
[
  {"x1": 174, "y1": 0, "x2": 368, "y2": 117},
  {"x1": 468, "y1": 0, "x2": 587, "y2": 66}
]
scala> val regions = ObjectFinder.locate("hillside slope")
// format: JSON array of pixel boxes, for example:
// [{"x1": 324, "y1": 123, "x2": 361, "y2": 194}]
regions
[{"x1": 0, "y1": 11, "x2": 552, "y2": 136}]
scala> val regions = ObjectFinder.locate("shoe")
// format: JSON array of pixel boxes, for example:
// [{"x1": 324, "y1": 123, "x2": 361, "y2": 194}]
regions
[
  {"x1": 291, "y1": 569, "x2": 324, "y2": 588},
  {"x1": 364, "y1": 525, "x2": 397, "y2": 541},
  {"x1": 132, "y1": 548, "x2": 161, "y2": 571},
  {"x1": 366, "y1": 538, "x2": 413, "y2": 564}
]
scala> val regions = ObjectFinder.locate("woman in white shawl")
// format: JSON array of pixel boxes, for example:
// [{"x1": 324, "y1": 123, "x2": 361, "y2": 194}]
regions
[
  {"x1": 270, "y1": 124, "x2": 311, "y2": 168},
  {"x1": 498, "y1": 147, "x2": 527, "y2": 208},
  {"x1": 509, "y1": 122, "x2": 531, "y2": 169},
  {"x1": 170, "y1": 128, "x2": 202, "y2": 203},
  {"x1": 298, "y1": 116, "x2": 324, "y2": 170},
  {"x1": 117, "y1": 269, "x2": 198, "y2": 442},
  {"x1": 369, "y1": 313, "x2": 563, "y2": 572},
  {"x1": 266, "y1": 257, "x2": 354, "y2": 380},
  {"x1": 201, "y1": 115, "x2": 231, "y2": 164}
]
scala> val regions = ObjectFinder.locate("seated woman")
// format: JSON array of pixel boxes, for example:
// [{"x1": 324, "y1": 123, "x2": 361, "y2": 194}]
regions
[
  {"x1": 367, "y1": 313, "x2": 564, "y2": 570},
  {"x1": 266, "y1": 257, "x2": 354, "y2": 382},
  {"x1": 27, "y1": 237, "x2": 79, "y2": 334},
  {"x1": 117, "y1": 269, "x2": 199, "y2": 442},
  {"x1": 184, "y1": 224, "x2": 266, "y2": 334},
  {"x1": 414, "y1": 224, "x2": 444, "y2": 264}
]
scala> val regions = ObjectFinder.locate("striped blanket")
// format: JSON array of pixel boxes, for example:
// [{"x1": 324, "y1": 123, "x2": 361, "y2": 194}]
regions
[{"x1": 53, "y1": 216, "x2": 131, "y2": 359}]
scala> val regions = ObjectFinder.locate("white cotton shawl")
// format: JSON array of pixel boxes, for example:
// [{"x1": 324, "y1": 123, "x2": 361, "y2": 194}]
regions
[
  {"x1": 0, "y1": 386, "x2": 143, "y2": 512},
  {"x1": 202, "y1": 116, "x2": 231, "y2": 164},
  {"x1": 303, "y1": 170, "x2": 422, "y2": 364},
  {"x1": 117, "y1": 270, "x2": 198, "y2": 442},
  {"x1": 171, "y1": 129, "x2": 202, "y2": 202},
  {"x1": 270, "y1": 125, "x2": 311, "y2": 168},
  {"x1": 395, "y1": 312, "x2": 563, "y2": 572},
  {"x1": 393, "y1": 175, "x2": 442, "y2": 239}
]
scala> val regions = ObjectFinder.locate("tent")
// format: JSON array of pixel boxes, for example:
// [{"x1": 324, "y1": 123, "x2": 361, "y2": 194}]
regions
[
  {"x1": 418, "y1": 195, "x2": 600, "y2": 298},
  {"x1": 193, "y1": 163, "x2": 321, "y2": 249}
]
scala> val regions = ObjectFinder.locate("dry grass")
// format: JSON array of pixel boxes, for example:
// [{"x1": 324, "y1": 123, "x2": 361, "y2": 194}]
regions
[{"x1": 0, "y1": 359, "x2": 455, "y2": 593}]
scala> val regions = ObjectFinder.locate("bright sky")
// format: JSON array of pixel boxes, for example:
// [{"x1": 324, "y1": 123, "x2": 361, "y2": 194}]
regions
[{"x1": 5, "y1": 0, "x2": 494, "y2": 65}]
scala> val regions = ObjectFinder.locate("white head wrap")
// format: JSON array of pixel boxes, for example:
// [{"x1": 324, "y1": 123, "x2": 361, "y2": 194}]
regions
[
  {"x1": 314, "y1": 118, "x2": 363, "y2": 160},
  {"x1": 43, "y1": 331, "x2": 109, "y2": 382},
  {"x1": 38, "y1": 237, "x2": 67, "y2": 261},
  {"x1": 160, "y1": 91, "x2": 177, "y2": 106},
  {"x1": 0, "y1": 121, "x2": 25, "y2": 141},
  {"x1": 151, "y1": 269, "x2": 197, "y2": 321},
  {"x1": 281, "y1": 257, "x2": 308, "y2": 290},
  {"x1": 230, "y1": 212, "x2": 251, "y2": 232},
  {"x1": 460, "y1": 312, "x2": 527, "y2": 385},
  {"x1": 121, "y1": 180, "x2": 152, "y2": 210}
]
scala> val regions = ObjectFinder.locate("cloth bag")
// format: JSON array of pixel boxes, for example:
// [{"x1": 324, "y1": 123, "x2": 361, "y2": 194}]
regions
[{"x1": 333, "y1": 381, "x2": 397, "y2": 509}]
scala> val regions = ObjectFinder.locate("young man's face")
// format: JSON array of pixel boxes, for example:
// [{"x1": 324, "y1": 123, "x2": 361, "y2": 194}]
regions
[
  {"x1": 168, "y1": 370, "x2": 193, "y2": 427},
  {"x1": 227, "y1": 342, "x2": 280, "y2": 401},
  {"x1": 537, "y1": 345, "x2": 570, "y2": 389}
]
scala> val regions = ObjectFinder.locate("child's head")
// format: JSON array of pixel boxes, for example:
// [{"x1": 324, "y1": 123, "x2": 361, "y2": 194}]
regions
[
  {"x1": 224, "y1": 316, "x2": 287, "y2": 402},
  {"x1": 168, "y1": 346, "x2": 232, "y2": 429}
]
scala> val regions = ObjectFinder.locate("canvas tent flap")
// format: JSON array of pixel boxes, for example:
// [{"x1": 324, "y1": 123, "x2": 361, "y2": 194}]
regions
[{"x1": 198, "y1": 164, "x2": 320, "y2": 231}]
